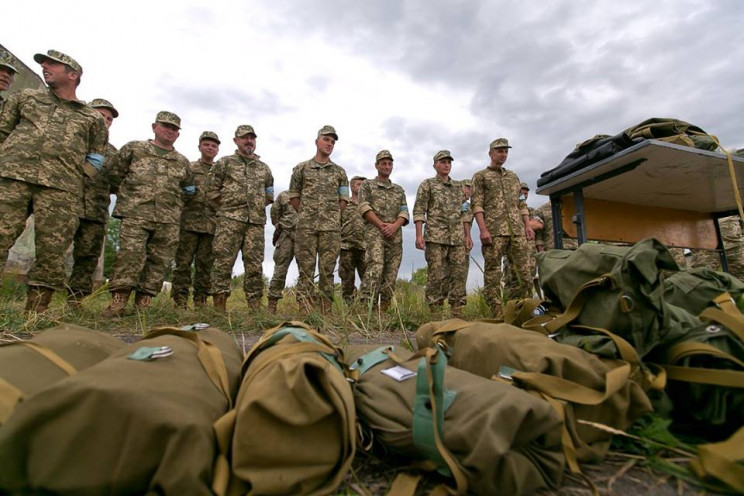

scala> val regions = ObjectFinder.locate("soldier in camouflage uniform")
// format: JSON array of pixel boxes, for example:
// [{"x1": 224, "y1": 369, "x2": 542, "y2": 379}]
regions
[
  {"x1": 339, "y1": 175, "x2": 367, "y2": 303},
  {"x1": 208, "y1": 125, "x2": 274, "y2": 311},
  {"x1": 67, "y1": 98, "x2": 119, "y2": 307},
  {"x1": 413, "y1": 150, "x2": 473, "y2": 317},
  {"x1": 503, "y1": 182, "x2": 541, "y2": 299},
  {"x1": 471, "y1": 138, "x2": 534, "y2": 318},
  {"x1": 267, "y1": 190, "x2": 298, "y2": 313},
  {"x1": 359, "y1": 150, "x2": 409, "y2": 311},
  {"x1": 0, "y1": 50, "x2": 108, "y2": 313},
  {"x1": 534, "y1": 201, "x2": 578, "y2": 252},
  {"x1": 690, "y1": 215, "x2": 744, "y2": 279},
  {"x1": 289, "y1": 125, "x2": 349, "y2": 313},
  {"x1": 102, "y1": 111, "x2": 194, "y2": 317},
  {"x1": 171, "y1": 131, "x2": 220, "y2": 309},
  {"x1": 0, "y1": 54, "x2": 18, "y2": 113}
]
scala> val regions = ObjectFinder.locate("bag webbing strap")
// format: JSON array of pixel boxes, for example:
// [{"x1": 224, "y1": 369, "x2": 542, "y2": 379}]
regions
[
  {"x1": 690, "y1": 425, "x2": 744, "y2": 493},
  {"x1": 349, "y1": 346, "x2": 394, "y2": 377},
  {"x1": 661, "y1": 365, "x2": 744, "y2": 388},
  {"x1": 702, "y1": 293, "x2": 744, "y2": 342},
  {"x1": 12, "y1": 341, "x2": 78, "y2": 375},
  {"x1": 0, "y1": 378, "x2": 24, "y2": 424}
]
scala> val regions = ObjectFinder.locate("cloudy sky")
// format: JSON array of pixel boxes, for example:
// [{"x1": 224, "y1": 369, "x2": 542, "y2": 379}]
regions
[{"x1": 4, "y1": 0, "x2": 744, "y2": 289}]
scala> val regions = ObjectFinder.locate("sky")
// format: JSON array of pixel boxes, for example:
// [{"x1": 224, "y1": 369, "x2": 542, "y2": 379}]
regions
[{"x1": 4, "y1": 0, "x2": 744, "y2": 289}]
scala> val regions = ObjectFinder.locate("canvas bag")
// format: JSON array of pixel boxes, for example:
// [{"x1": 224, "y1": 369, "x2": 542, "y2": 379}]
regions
[
  {"x1": 0, "y1": 324, "x2": 124, "y2": 424},
  {"x1": 212, "y1": 322, "x2": 356, "y2": 496},
  {"x1": 0, "y1": 326, "x2": 242, "y2": 495},
  {"x1": 663, "y1": 267, "x2": 744, "y2": 316},
  {"x1": 346, "y1": 344, "x2": 565, "y2": 496}
]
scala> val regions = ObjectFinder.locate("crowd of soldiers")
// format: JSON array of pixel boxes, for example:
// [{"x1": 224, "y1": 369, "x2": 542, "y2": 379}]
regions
[{"x1": 2, "y1": 49, "x2": 739, "y2": 319}]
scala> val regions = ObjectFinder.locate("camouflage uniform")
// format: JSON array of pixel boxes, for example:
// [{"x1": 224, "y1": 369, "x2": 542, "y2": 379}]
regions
[
  {"x1": 471, "y1": 165, "x2": 532, "y2": 311},
  {"x1": 171, "y1": 159, "x2": 217, "y2": 302},
  {"x1": 0, "y1": 87, "x2": 108, "y2": 289},
  {"x1": 289, "y1": 158, "x2": 349, "y2": 301},
  {"x1": 503, "y1": 205, "x2": 539, "y2": 299},
  {"x1": 208, "y1": 151, "x2": 273, "y2": 301},
  {"x1": 358, "y1": 177, "x2": 409, "y2": 306},
  {"x1": 106, "y1": 140, "x2": 194, "y2": 296},
  {"x1": 690, "y1": 215, "x2": 744, "y2": 279},
  {"x1": 413, "y1": 176, "x2": 470, "y2": 309},
  {"x1": 534, "y1": 202, "x2": 578, "y2": 252},
  {"x1": 267, "y1": 191, "x2": 298, "y2": 300},
  {"x1": 339, "y1": 197, "x2": 366, "y2": 301}
]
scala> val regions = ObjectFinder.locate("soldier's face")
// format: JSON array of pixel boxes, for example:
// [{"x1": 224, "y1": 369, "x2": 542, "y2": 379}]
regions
[
  {"x1": 489, "y1": 147, "x2": 509, "y2": 166},
  {"x1": 316, "y1": 135, "x2": 336, "y2": 156},
  {"x1": 350, "y1": 179, "x2": 364, "y2": 195},
  {"x1": 521, "y1": 188, "x2": 529, "y2": 200},
  {"x1": 94, "y1": 108, "x2": 115, "y2": 129},
  {"x1": 40, "y1": 59, "x2": 76, "y2": 88},
  {"x1": 376, "y1": 159, "x2": 393, "y2": 178},
  {"x1": 464, "y1": 185, "x2": 471, "y2": 200},
  {"x1": 234, "y1": 134, "x2": 256, "y2": 156},
  {"x1": 434, "y1": 158, "x2": 452, "y2": 176},
  {"x1": 152, "y1": 122, "x2": 180, "y2": 146},
  {"x1": 199, "y1": 139, "x2": 220, "y2": 161},
  {"x1": 0, "y1": 67, "x2": 15, "y2": 92}
]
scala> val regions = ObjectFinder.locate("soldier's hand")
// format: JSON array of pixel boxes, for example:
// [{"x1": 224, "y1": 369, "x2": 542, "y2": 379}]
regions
[
  {"x1": 381, "y1": 222, "x2": 397, "y2": 238},
  {"x1": 415, "y1": 235, "x2": 426, "y2": 250},
  {"x1": 480, "y1": 230, "x2": 493, "y2": 246},
  {"x1": 525, "y1": 226, "x2": 535, "y2": 241},
  {"x1": 465, "y1": 236, "x2": 473, "y2": 251}
]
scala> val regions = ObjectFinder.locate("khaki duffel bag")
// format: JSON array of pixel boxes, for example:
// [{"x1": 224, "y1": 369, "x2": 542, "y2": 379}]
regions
[
  {"x1": 213, "y1": 322, "x2": 356, "y2": 496},
  {"x1": 416, "y1": 319, "x2": 654, "y2": 466},
  {"x1": 0, "y1": 324, "x2": 124, "y2": 424},
  {"x1": 346, "y1": 344, "x2": 565, "y2": 496},
  {"x1": 0, "y1": 326, "x2": 243, "y2": 495}
]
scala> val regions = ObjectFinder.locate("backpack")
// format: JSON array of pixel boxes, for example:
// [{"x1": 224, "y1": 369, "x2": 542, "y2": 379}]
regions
[{"x1": 663, "y1": 267, "x2": 744, "y2": 316}]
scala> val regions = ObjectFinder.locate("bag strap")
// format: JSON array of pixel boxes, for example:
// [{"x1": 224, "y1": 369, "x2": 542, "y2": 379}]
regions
[
  {"x1": 18, "y1": 341, "x2": 78, "y2": 375},
  {"x1": 690, "y1": 425, "x2": 744, "y2": 493},
  {"x1": 701, "y1": 293, "x2": 744, "y2": 342}
]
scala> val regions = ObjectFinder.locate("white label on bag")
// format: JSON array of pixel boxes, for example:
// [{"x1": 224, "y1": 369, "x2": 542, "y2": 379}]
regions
[{"x1": 381, "y1": 366, "x2": 417, "y2": 382}]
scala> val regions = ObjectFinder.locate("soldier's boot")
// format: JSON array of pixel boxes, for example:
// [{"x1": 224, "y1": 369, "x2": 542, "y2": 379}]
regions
[
  {"x1": 173, "y1": 292, "x2": 188, "y2": 310},
  {"x1": 451, "y1": 306, "x2": 464, "y2": 319},
  {"x1": 25, "y1": 286, "x2": 55, "y2": 314},
  {"x1": 134, "y1": 292, "x2": 152, "y2": 310},
  {"x1": 102, "y1": 289, "x2": 132, "y2": 318},
  {"x1": 213, "y1": 293, "x2": 228, "y2": 312},
  {"x1": 267, "y1": 297, "x2": 279, "y2": 314},
  {"x1": 245, "y1": 298, "x2": 261, "y2": 311},
  {"x1": 193, "y1": 294, "x2": 208, "y2": 309},
  {"x1": 66, "y1": 288, "x2": 89, "y2": 309}
]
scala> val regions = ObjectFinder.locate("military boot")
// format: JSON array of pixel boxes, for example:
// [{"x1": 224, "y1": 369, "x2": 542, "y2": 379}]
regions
[
  {"x1": 25, "y1": 286, "x2": 55, "y2": 314},
  {"x1": 267, "y1": 297, "x2": 279, "y2": 314},
  {"x1": 213, "y1": 293, "x2": 228, "y2": 312},
  {"x1": 193, "y1": 294, "x2": 208, "y2": 309},
  {"x1": 102, "y1": 289, "x2": 132, "y2": 318},
  {"x1": 173, "y1": 292, "x2": 188, "y2": 310},
  {"x1": 134, "y1": 292, "x2": 152, "y2": 310}
]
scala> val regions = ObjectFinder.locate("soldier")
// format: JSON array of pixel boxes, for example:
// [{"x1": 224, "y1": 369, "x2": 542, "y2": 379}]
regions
[
  {"x1": 102, "y1": 111, "x2": 194, "y2": 317},
  {"x1": 413, "y1": 150, "x2": 473, "y2": 318},
  {"x1": 0, "y1": 49, "x2": 108, "y2": 313},
  {"x1": 503, "y1": 182, "x2": 542, "y2": 299},
  {"x1": 208, "y1": 125, "x2": 273, "y2": 312},
  {"x1": 289, "y1": 125, "x2": 349, "y2": 313},
  {"x1": 171, "y1": 131, "x2": 220, "y2": 309},
  {"x1": 534, "y1": 201, "x2": 578, "y2": 252},
  {"x1": 339, "y1": 175, "x2": 367, "y2": 303},
  {"x1": 0, "y1": 53, "x2": 18, "y2": 112},
  {"x1": 471, "y1": 138, "x2": 533, "y2": 318},
  {"x1": 267, "y1": 190, "x2": 298, "y2": 313},
  {"x1": 67, "y1": 98, "x2": 119, "y2": 307},
  {"x1": 358, "y1": 150, "x2": 409, "y2": 311}
]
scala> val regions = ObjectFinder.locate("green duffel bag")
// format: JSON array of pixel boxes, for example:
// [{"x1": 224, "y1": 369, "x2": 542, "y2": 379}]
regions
[
  {"x1": 0, "y1": 324, "x2": 124, "y2": 424},
  {"x1": 212, "y1": 322, "x2": 356, "y2": 496},
  {"x1": 663, "y1": 267, "x2": 744, "y2": 316},
  {"x1": 0, "y1": 325, "x2": 243, "y2": 495},
  {"x1": 416, "y1": 319, "x2": 654, "y2": 467},
  {"x1": 346, "y1": 344, "x2": 565, "y2": 496}
]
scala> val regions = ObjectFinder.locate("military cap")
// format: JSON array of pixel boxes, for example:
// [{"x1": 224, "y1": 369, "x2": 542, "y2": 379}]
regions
[
  {"x1": 0, "y1": 54, "x2": 18, "y2": 74},
  {"x1": 350, "y1": 175, "x2": 366, "y2": 182},
  {"x1": 199, "y1": 131, "x2": 221, "y2": 144},
  {"x1": 462, "y1": 179, "x2": 472, "y2": 187},
  {"x1": 375, "y1": 149, "x2": 394, "y2": 162},
  {"x1": 317, "y1": 124, "x2": 338, "y2": 140},
  {"x1": 33, "y1": 49, "x2": 83, "y2": 75},
  {"x1": 155, "y1": 111, "x2": 181, "y2": 129},
  {"x1": 235, "y1": 125, "x2": 257, "y2": 137},
  {"x1": 520, "y1": 182, "x2": 530, "y2": 190},
  {"x1": 88, "y1": 98, "x2": 119, "y2": 118},
  {"x1": 433, "y1": 150, "x2": 454, "y2": 162},
  {"x1": 489, "y1": 137, "x2": 512, "y2": 149}
]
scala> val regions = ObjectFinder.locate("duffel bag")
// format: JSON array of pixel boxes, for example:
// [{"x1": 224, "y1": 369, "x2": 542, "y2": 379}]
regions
[{"x1": 663, "y1": 267, "x2": 744, "y2": 316}]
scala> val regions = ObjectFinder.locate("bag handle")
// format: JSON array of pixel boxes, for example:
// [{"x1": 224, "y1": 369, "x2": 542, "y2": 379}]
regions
[
  {"x1": 690, "y1": 425, "x2": 744, "y2": 493},
  {"x1": 700, "y1": 293, "x2": 744, "y2": 342}
]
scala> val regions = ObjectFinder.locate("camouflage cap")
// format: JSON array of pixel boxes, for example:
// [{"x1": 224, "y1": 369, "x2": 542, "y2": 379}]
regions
[
  {"x1": 199, "y1": 131, "x2": 221, "y2": 144},
  {"x1": 235, "y1": 124, "x2": 257, "y2": 137},
  {"x1": 350, "y1": 175, "x2": 367, "y2": 182},
  {"x1": 433, "y1": 150, "x2": 454, "y2": 162},
  {"x1": 375, "y1": 149, "x2": 394, "y2": 162},
  {"x1": 33, "y1": 49, "x2": 83, "y2": 75},
  {"x1": 88, "y1": 98, "x2": 119, "y2": 118},
  {"x1": 155, "y1": 111, "x2": 181, "y2": 129},
  {"x1": 462, "y1": 179, "x2": 472, "y2": 187},
  {"x1": 489, "y1": 137, "x2": 512, "y2": 149},
  {"x1": 520, "y1": 182, "x2": 530, "y2": 190},
  {"x1": 317, "y1": 124, "x2": 338, "y2": 140},
  {"x1": 0, "y1": 54, "x2": 18, "y2": 74}
]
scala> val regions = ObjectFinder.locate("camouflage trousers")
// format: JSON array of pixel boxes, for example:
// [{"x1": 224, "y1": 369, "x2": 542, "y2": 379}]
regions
[
  {"x1": 690, "y1": 246, "x2": 744, "y2": 281},
  {"x1": 339, "y1": 248, "x2": 366, "y2": 302},
  {"x1": 502, "y1": 249, "x2": 537, "y2": 301},
  {"x1": 360, "y1": 229, "x2": 402, "y2": 306},
  {"x1": 424, "y1": 242, "x2": 468, "y2": 309},
  {"x1": 267, "y1": 229, "x2": 295, "y2": 300},
  {"x1": 108, "y1": 217, "x2": 180, "y2": 296},
  {"x1": 211, "y1": 217, "x2": 264, "y2": 300},
  {"x1": 690, "y1": 249, "x2": 721, "y2": 272},
  {"x1": 482, "y1": 235, "x2": 533, "y2": 313},
  {"x1": 68, "y1": 217, "x2": 107, "y2": 294},
  {"x1": 172, "y1": 229, "x2": 214, "y2": 299},
  {"x1": 295, "y1": 229, "x2": 340, "y2": 301},
  {"x1": 0, "y1": 179, "x2": 80, "y2": 289}
]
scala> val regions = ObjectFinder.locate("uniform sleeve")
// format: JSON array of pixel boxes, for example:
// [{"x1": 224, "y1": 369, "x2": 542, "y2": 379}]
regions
[
  {"x1": 206, "y1": 159, "x2": 224, "y2": 201},
  {"x1": 104, "y1": 144, "x2": 132, "y2": 194},
  {"x1": 412, "y1": 181, "x2": 429, "y2": 223},
  {"x1": 270, "y1": 194, "x2": 282, "y2": 225},
  {"x1": 337, "y1": 168, "x2": 349, "y2": 202},
  {"x1": 0, "y1": 91, "x2": 21, "y2": 143},
  {"x1": 470, "y1": 172, "x2": 485, "y2": 214},
  {"x1": 87, "y1": 113, "x2": 109, "y2": 157},
  {"x1": 264, "y1": 165, "x2": 274, "y2": 204},
  {"x1": 358, "y1": 180, "x2": 373, "y2": 216},
  {"x1": 288, "y1": 164, "x2": 303, "y2": 200},
  {"x1": 397, "y1": 187, "x2": 410, "y2": 224},
  {"x1": 181, "y1": 160, "x2": 195, "y2": 191}
]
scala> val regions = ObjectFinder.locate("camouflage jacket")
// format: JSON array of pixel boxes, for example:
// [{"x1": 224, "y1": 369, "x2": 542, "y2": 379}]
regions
[
  {"x1": 181, "y1": 159, "x2": 217, "y2": 234},
  {"x1": 471, "y1": 165, "x2": 529, "y2": 237},
  {"x1": 0, "y1": 88, "x2": 108, "y2": 196},
  {"x1": 720, "y1": 215, "x2": 744, "y2": 248},
  {"x1": 80, "y1": 142, "x2": 117, "y2": 222},
  {"x1": 270, "y1": 191, "x2": 298, "y2": 230},
  {"x1": 534, "y1": 203, "x2": 552, "y2": 250},
  {"x1": 340, "y1": 198, "x2": 365, "y2": 250},
  {"x1": 413, "y1": 176, "x2": 470, "y2": 246},
  {"x1": 107, "y1": 140, "x2": 194, "y2": 224},
  {"x1": 288, "y1": 158, "x2": 349, "y2": 232},
  {"x1": 207, "y1": 151, "x2": 273, "y2": 225}
]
